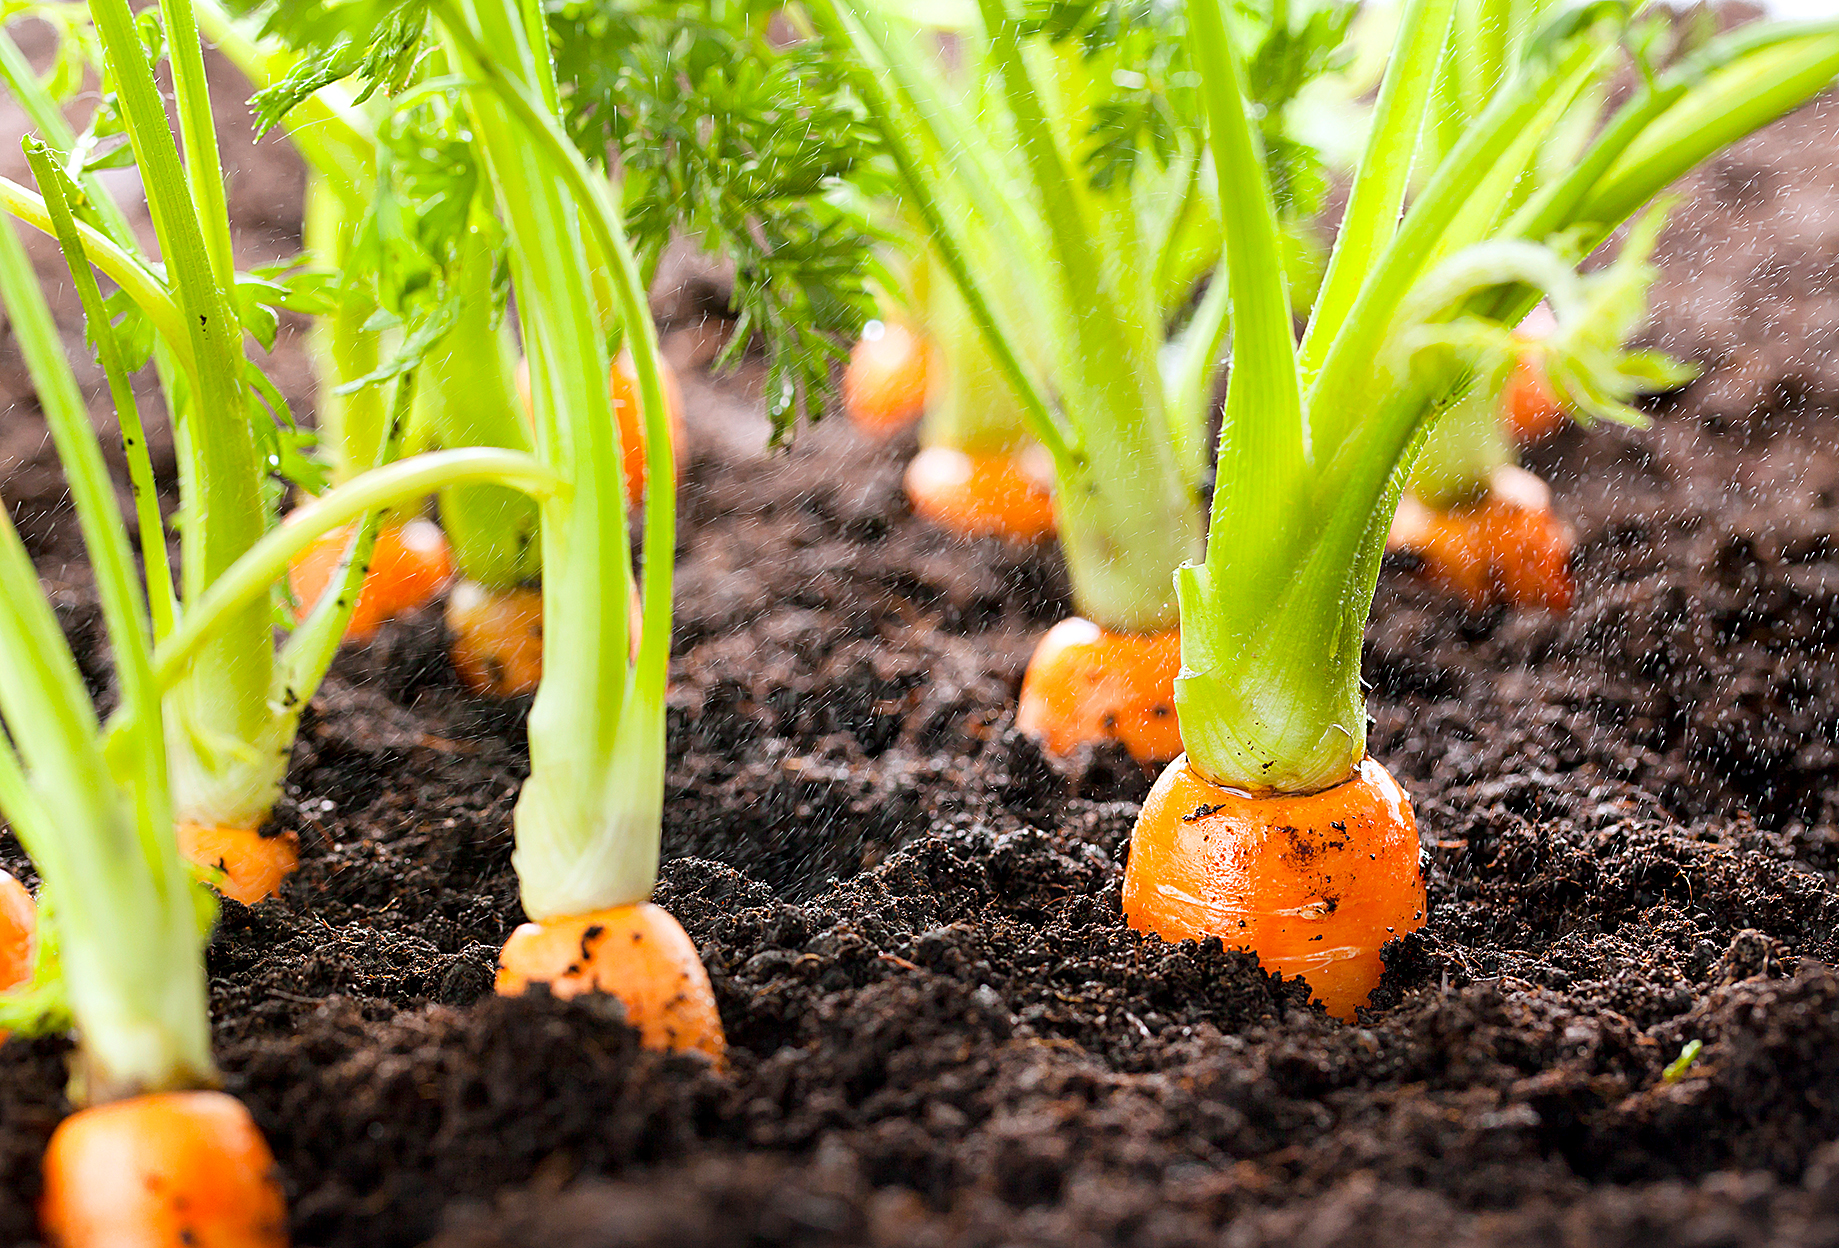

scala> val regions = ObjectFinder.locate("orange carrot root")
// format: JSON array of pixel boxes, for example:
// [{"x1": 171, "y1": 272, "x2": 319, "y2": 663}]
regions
[
  {"x1": 40, "y1": 1090, "x2": 289, "y2": 1248},
  {"x1": 517, "y1": 353, "x2": 687, "y2": 508},
  {"x1": 1124, "y1": 755, "x2": 1426, "y2": 1021},
  {"x1": 0, "y1": 869, "x2": 36, "y2": 1001},
  {"x1": 287, "y1": 517, "x2": 453, "y2": 644},
  {"x1": 447, "y1": 581, "x2": 643, "y2": 698},
  {"x1": 903, "y1": 445, "x2": 1056, "y2": 543},
  {"x1": 1388, "y1": 466, "x2": 1574, "y2": 612},
  {"x1": 1501, "y1": 347, "x2": 1567, "y2": 445},
  {"x1": 844, "y1": 320, "x2": 929, "y2": 438},
  {"x1": 176, "y1": 824, "x2": 299, "y2": 906},
  {"x1": 1017, "y1": 617, "x2": 1183, "y2": 765},
  {"x1": 497, "y1": 901, "x2": 726, "y2": 1060},
  {"x1": 445, "y1": 580, "x2": 544, "y2": 697}
]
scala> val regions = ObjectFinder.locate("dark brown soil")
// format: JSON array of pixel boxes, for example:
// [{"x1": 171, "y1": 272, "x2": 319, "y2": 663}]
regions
[{"x1": 4, "y1": 23, "x2": 1839, "y2": 1248}]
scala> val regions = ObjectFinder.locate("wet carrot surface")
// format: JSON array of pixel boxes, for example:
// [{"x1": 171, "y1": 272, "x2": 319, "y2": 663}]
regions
[
  {"x1": 1124, "y1": 755, "x2": 1427, "y2": 1020},
  {"x1": 903, "y1": 445, "x2": 1056, "y2": 543}
]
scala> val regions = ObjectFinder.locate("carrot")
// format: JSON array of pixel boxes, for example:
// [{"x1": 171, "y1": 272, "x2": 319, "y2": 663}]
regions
[
  {"x1": 445, "y1": 580, "x2": 545, "y2": 698},
  {"x1": 903, "y1": 444, "x2": 1056, "y2": 543},
  {"x1": 1388, "y1": 465, "x2": 1574, "y2": 612},
  {"x1": 1501, "y1": 346, "x2": 1568, "y2": 445},
  {"x1": 497, "y1": 901, "x2": 725, "y2": 1060},
  {"x1": 0, "y1": 868, "x2": 36, "y2": 995},
  {"x1": 40, "y1": 1090, "x2": 288, "y2": 1248},
  {"x1": 1124, "y1": 755, "x2": 1426, "y2": 1020},
  {"x1": 515, "y1": 351, "x2": 686, "y2": 508},
  {"x1": 448, "y1": 580, "x2": 644, "y2": 699},
  {"x1": 1016, "y1": 617, "x2": 1183, "y2": 765},
  {"x1": 844, "y1": 319, "x2": 929, "y2": 438},
  {"x1": 175, "y1": 824, "x2": 299, "y2": 906},
  {"x1": 286, "y1": 517, "x2": 453, "y2": 643}
]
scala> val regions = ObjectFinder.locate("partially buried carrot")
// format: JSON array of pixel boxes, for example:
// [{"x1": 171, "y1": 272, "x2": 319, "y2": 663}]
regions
[
  {"x1": 497, "y1": 901, "x2": 725, "y2": 1060},
  {"x1": 448, "y1": 581, "x2": 644, "y2": 698},
  {"x1": 40, "y1": 1089, "x2": 288, "y2": 1248},
  {"x1": 1501, "y1": 304, "x2": 1567, "y2": 445},
  {"x1": 844, "y1": 319, "x2": 929, "y2": 438},
  {"x1": 446, "y1": 580, "x2": 544, "y2": 698},
  {"x1": 176, "y1": 824, "x2": 299, "y2": 907},
  {"x1": 1501, "y1": 346, "x2": 1568, "y2": 445},
  {"x1": 1124, "y1": 756, "x2": 1426, "y2": 1020},
  {"x1": 904, "y1": 444, "x2": 1055, "y2": 543},
  {"x1": 515, "y1": 351, "x2": 686, "y2": 508},
  {"x1": 1017, "y1": 617, "x2": 1183, "y2": 765},
  {"x1": 1388, "y1": 465, "x2": 1574, "y2": 612},
  {"x1": 0, "y1": 868, "x2": 36, "y2": 998},
  {"x1": 286, "y1": 517, "x2": 453, "y2": 643}
]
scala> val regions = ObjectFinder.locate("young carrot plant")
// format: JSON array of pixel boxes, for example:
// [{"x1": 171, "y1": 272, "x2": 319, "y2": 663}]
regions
[
  {"x1": 813, "y1": 0, "x2": 1349, "y2": 767},
  {"x1": 821, "y1": 0, "x2": 1839, "y2": 1017},
  {"x1": 1118, "y1": 0, "x2": 1839, "y2": 1018},
  {"x1": 1386, "y1": 0, "x2": 1698, "y2": 611},
  {"x1": 0, "y1": 165, "x2": 289, "y2": 1247}
]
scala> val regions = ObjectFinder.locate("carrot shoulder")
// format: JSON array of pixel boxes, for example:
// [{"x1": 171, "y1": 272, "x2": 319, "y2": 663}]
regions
[{"x1": 497, "y1": 902, "x2": 725, "y2": 1061}]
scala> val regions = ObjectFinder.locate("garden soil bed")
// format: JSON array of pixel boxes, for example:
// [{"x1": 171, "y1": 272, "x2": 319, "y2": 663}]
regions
[{"x1": 4, "y1": 41, "x2": 1839, "y2": 1248}]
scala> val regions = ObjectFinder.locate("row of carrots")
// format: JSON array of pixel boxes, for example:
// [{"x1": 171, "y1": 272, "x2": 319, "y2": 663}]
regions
[{"x1": 0, "y1": 0, "x2": 1829, "y2": 1243}]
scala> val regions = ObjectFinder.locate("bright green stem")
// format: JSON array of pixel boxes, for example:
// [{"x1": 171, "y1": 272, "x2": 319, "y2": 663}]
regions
[
  {"x1": 0, "y1": 178, "x2": 188, "y2": 367},
  {"x1": 0, "y1": 508, "x2": 212, "y2": 1102},
  {"x1": 159, "y1": 0, "x2": 234, "y2": 286},
  {"x1": 305, "y1": 173, "x2": 387, "y2": 484},
  {"x1": 445, "y1": 0, "x2": 671, "y2": 919},
  {"x1": 1056, "y1": 440, "x2": 1202, "y2": 634},
  {"x1": 0, "y1": 211, "x2": 208, "y2": 1102},
  {"x1": 138, "y1": 448, "x2": 559, "y2": 695},
  {"x1": 89, "y1": 0, "x2": 275, "y2": 825},
  {"x1": 919, "y1": 280, "x2": 1033, "y2": 456},
  {"x1": 1303, "y1": 35, "x2": 1600, "y2": 468},
  {"x1": 419, "y1": 227, "x2": 541, "y2": 591},
  {"x1": 1192, "y1": 0, "x2": 1304, "y2": 567},
  {"x1": 1406, "y1": 381, "x2": 1509, "y2": 509},
  {"x1": 26, "y1": 142, "x2": 177, "y2": 640},
  {"x1": 4, "y1": 167, "x2": 170, "y2": 861},
  {"x1": 803, "y1": 0, "x2": 1071, "y2": 466},
  {"x1": 1299, "y1": 0, "x2": 1456, "y2": 382}
]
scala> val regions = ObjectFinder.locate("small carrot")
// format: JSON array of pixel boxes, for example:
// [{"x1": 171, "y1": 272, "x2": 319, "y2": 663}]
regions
[
  {"x1": 515, "y1": 351, "x2": 686, "y2": 508},
  {"x1": 1124, "y1": 755, "x2": 1426, "y2": 1020},
  {"x1": 903, "y1": 444, "x2": 1056, "y2": 543},
  {"x1": 40, "y1": 1090, "x2": 289, "y2": 1248},
  {"x1": 175, "y1": 824, "x2": 299, "y2": 907},
  {"x1": 1500, "y1": 305, "x2": 1568, "y2": 445},
  {"x1": 1388, "y1": 465, "x2": 1574, "y2": 612},
  {"x1": 844, "y1": 320, "x2": 929, "y2": 438},
  {"x1": 0, "y1": 868, "x2": 36, "y2": 997},
  {"x1": 1017, "y1": 617, "x2": 1183, "y2": 765},
  {"x1": 286, "y1": 517, "x2": 453, "y2": 643},
  {"x1": 497, "y1": 901, "x2": 725, "y2": 1060},
  {"x1": 1501, "y1": 346, "x2": 1568, "y2": 445},
  {"x1": 445, "y1": 580, "x2": 545, "y2": 698},
  {"x1": 449, "y1": 581, "x2": 644, "y2": 699}
]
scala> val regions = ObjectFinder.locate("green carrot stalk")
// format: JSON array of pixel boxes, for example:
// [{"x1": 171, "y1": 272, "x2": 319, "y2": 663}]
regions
[
  {"x1": 439, "y1": 0, "x2": 677, "y2": 917},
  {"x1": 414, "y1": 224, "x2": 542, "y2": 592},
  {"x1": 88, "y1": 0, "x2": 282, "y2": 830},
  {"x1": 0, "y1": 206, "x2": 209, "y2": 1100}
]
